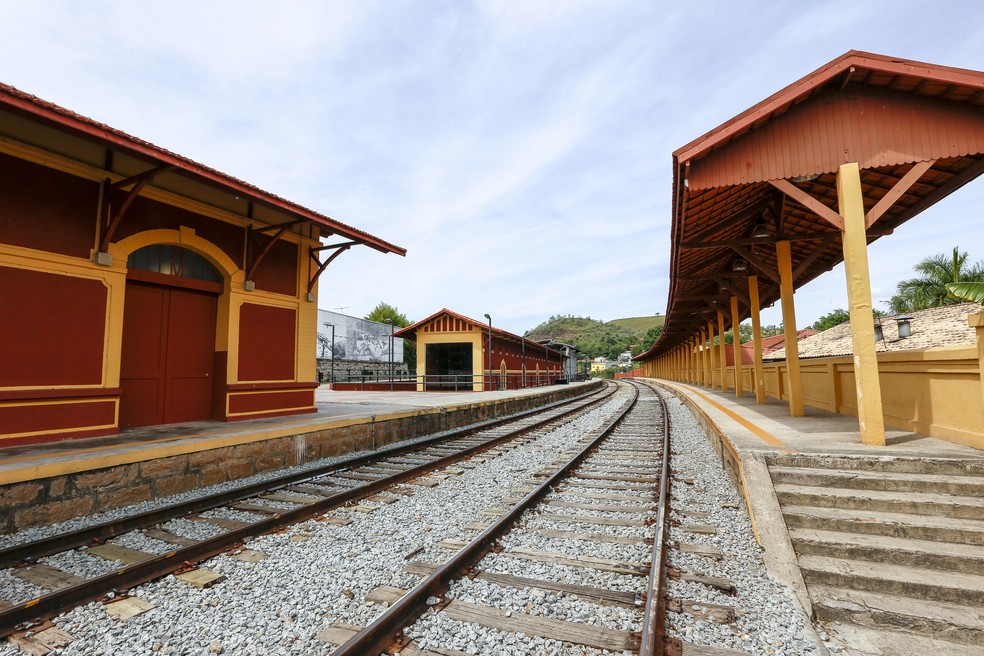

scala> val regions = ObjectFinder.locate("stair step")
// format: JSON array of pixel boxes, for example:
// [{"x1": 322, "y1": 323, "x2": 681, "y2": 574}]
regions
[
  {"x1": 770, "y1": 466, "x2": 984, "y2": 496},
  {"x1": 822, "y1": 620, "x2": 984, "y2": 656},
  {"x1": 775, "y1": 483, "x2": 984, "y2": 519},
  {"x1": 782, "y1": 505, "x2": 984, "y2": 546},
  {"x1": 769, "y1": 454, "x2": 984, "y2": 477},
  {"x1": 789, "y1": 528, "x2": 984, "y2": 575},
  {"x1": 797, "y1": 555, "x2": 984, "y2": 606},
  {"x1": 809, "y1": 584, "x2": 984, "y2": 645}
]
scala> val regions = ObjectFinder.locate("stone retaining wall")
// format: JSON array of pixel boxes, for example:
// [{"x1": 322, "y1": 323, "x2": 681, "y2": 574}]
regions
[{"x1": 0, "y1": 381, "x2": 602, "y2": 533}]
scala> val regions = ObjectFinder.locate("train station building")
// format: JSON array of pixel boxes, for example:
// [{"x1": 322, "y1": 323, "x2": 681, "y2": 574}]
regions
[
  {"x1": 394, "y1": 309, "x2": 567, "y2": 391},
  {"x1": 0, "y1": 83, "x2": 405, "y2": 447},
  {"x1": 635, "y1": 50, "x2": 984, "y2": 451}
]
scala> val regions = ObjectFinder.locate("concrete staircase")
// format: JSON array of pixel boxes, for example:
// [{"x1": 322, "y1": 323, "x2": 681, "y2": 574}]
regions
[{"x1": 769, "y1": 454, "x2": 984, "y2": 654}]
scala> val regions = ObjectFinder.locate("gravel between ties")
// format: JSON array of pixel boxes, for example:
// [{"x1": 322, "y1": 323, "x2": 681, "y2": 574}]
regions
[
  {"x1": 0, "y1": 386, "x2": 631, "y2": 655},
  {"x1": 660, "y1": 391, "x2": 822, "y2": 656}
]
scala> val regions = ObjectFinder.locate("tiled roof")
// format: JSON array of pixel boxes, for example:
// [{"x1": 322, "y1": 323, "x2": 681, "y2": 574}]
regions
[
  {"x1": 765, "y1": 303, "x2": 983, "y2": 360},
  {"x1": 0, "y1": 82, "x2": 405, "y2": 255}
]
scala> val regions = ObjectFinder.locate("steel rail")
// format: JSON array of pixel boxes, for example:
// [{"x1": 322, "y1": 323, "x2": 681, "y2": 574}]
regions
[
  {"x1": 0, "y1": 382, "x2": 611, "y2": 570},
  {"x1": 0, "y1": 383, "x2": 617, "y2": 637},
  {"x1": 639, "y1": 383, "x2": 672, "y2": 656},
  {"x1": 330, "y1": 382, "x2": 642, "y2": 656}
]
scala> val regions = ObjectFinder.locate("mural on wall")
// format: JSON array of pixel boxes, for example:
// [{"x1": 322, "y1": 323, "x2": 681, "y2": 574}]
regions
[{"x1": 316, "y1": 309, "x2": 403, "y2": 363}]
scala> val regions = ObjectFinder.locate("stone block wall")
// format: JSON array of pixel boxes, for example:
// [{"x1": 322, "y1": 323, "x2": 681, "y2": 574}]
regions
[{"x1": 0, "y1": 381, "x2": 602, "y2": 533}]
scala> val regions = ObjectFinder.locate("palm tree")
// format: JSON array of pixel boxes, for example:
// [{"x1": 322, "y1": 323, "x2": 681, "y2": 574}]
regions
[{"x1": 888, "y1": 247, "x2": 984, "y2": 313}]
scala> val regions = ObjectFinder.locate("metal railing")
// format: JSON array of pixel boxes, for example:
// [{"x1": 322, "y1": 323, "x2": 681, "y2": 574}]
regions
[{"x1": 322, "y1": 372, "x2": 589, "y2": 391}]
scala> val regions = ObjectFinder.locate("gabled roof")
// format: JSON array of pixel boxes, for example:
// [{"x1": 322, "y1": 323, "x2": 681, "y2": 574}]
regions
[
  {"x1": 0, "y1": 82, "x2": 405, "y2": 256},
  {"x1": 637, "y1": 51, "x2": 984, "y2": 363},
  {"x1": 394, "y1": 308, "x2": 562, "y2": 354}
]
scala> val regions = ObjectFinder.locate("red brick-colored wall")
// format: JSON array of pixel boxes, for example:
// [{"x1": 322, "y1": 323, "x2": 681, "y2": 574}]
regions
[
  {"x1": 0, "y1": 266, "x2": 107, "y2": 386},
  {"x1": 0, "y1": 152, "x2": 98, "y2": 258},
  {"x1": 238, "y1": 303, "x2": 296, "y2": 381}
]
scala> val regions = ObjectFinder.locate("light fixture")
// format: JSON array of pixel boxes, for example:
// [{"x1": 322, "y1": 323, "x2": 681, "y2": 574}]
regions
[
  {"x1": 895, "y1": 316, "x2": 913, "y2": 339},
  {"x1": 732, "y1": 259, "x2": 748, "y2": 272},
  {"x1": 750, "y1": 223, "x2": 772, "y2": 239},
  {"x1": 791, "y1": 173, "x2": 821, "y2": 183}
]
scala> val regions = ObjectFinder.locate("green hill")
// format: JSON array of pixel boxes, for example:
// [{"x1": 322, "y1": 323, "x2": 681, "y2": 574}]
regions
[
  {"x1": 527, "y1": 315, "x2": 640, "y2": 360},
  {"x1": 609, "y1": 315, "x2": 664, "y2": 335}
]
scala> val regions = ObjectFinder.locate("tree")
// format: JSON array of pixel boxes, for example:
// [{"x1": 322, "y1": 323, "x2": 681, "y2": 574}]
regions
[
  {"x1": 631, "y1": 324, "x2": 663, "y2": 356},
  {"x1": 365, "y1": 302, "x2": 411, "y2": 328},
  {"x1": 813, "y1": 309, "x2": 851, "y2": 331},
  {"x1": 364, "y1": 302, "x2": 415, "y2": 372},
  {"x1": 945, "y1": 281, "x2": 984, "y2": 304},
  {"x1": 888, "y1": 248, "x2": 984, "y2": 313}
]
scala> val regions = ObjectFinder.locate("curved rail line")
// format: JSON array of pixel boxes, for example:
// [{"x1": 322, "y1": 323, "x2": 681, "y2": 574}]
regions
[
  {"x1": 0, "y1": 382, "x2": 616, "y2": 637},
  {"x1": 329, "y1": 380, "x2": 674, "y2": 655}
]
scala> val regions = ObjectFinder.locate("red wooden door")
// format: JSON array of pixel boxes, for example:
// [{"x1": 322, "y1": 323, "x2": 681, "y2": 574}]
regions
[{"x1": 120, "y1": 282, "x2": 216, "y2": 428}]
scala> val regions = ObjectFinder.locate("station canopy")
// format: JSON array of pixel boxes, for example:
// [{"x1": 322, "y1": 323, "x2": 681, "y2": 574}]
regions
[
  {"x1": 637, "y1": 51, "x2": 984, "y2": 361},
  {"x1": 0, "y1": 82, "x2": 405, "y2": 256}
]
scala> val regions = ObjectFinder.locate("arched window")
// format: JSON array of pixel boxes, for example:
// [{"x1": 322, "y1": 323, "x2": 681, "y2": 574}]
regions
[{"x1": 127, "y1": 245, "x2": 222, "y2": 283}]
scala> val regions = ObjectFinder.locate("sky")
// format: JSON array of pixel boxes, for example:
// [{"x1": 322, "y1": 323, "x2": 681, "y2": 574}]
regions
[{"x1": 2, "y1": 1, "x2": 984, "y2": 335}]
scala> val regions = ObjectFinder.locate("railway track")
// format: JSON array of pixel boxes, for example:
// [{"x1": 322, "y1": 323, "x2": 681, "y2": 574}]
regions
[
  {"x1": 321, "y1": 380, "x2": 672, "y2": 655},
  {"x1": 1, "y1": 380, "x2": 822, "y2": 655},
  {"x1": 0, "y1": 382, "x2": 614, "y2": 638}
]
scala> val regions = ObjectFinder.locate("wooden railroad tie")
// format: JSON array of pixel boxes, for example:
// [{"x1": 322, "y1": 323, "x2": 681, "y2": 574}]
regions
[
  {"x1": 366, "y1": 586, "x2": 640, "y2": 652},
  {"x1": 404, "y1": 561, "x2": 641, "y2": 607}
]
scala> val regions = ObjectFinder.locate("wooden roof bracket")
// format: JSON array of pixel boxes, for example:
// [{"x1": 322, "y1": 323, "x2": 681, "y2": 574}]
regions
[
  {"x1": 244, "y1": 221, "x2": 295, "y2": 288},
  {"x1": 307, "y1": 241, "x2": 356, "y2": 295},
  {"x1": 864, "y1": 159, "x2": 936, "y2": 228},
  {"x1": 97, "y1": 164, "x2": 174, "y2": 255},
  {"x1": 768, "y1": 179, "x2": 845, "y2": 230}
]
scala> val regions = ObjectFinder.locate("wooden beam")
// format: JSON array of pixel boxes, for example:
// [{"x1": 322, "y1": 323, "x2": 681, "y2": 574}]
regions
[
  {"x1": 792, "y1": 233, "x2": 837, "y2": 280},
  {"x1": 254, "y1": 218, "x2": 309, "y2": 234},
  {"x1": 245, "y1": 223, "x2": 293, "y2": 282},
  {"x1": 312, "y1": 240, "x2": 359, "y2": 252},
  {"x1": 881, "y1": 155, "x2": 984, "y2": 230},
  {"x1": 864, "y1": 159, "x2": 936, "y2": 228},
  {"x1": 729, "y1": 245, "x2": 780, "y2": 284},
  {"x1": 108, "y1": 164, "x2": 173, "y2": 191},
  {"x1": 769, "y1": 178, "x2": 845, "y2": 230},
  {"x1": 307, "y1": 244, "x2": 351, "y2": 293}
]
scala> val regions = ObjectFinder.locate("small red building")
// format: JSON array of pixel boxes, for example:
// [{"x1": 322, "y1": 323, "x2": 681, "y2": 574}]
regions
[
  {"x1": 394, "y1": 309, "x2": 564, "y2": 390},
  {"x1": 0, "y1": 83, "x2": 404, "y2": 446}
]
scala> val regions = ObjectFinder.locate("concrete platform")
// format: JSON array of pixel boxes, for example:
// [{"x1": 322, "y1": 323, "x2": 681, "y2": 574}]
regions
[
  {"x1": 644, "y1": 378, "x2": 984, "y2": 656},
  {"x1": 0, "y1": 383, "x2": 593, "y2": 484},
  {"x1": 652, "y1": 379, "x2": 984, "y2": 461},
  {"x1": 0, "y1": 382, "x2": 598, "y2": 532}
]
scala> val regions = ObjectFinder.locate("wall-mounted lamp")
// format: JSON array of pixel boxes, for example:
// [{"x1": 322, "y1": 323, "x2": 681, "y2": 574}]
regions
[
  {"x1": 750, "y1": 223, "x2": 772, "y2": 239},
  {"x1": 895, "y1": 316, "x2": 913, "y2": 339}
]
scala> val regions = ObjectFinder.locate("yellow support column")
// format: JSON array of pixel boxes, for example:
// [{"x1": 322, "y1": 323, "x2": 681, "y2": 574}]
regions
[
  {"x1": 707, "y1": 320, "x2": 718, "y2": 389},
  {"x1": 838, "y1": 162, "x2": 886, "y2": 445},
  {"x1": 748, "y1": 275, "x2": 767, "y2": 404},
  {"x1": 701, "y1": 328, "x2": 710, "y2": 387},
  {"x1": 776, "y1": 240, "x2": 804, "y2": 416},
  {"x1": 717, "y1": 310, "x2": 729, "y2": 393},
  {"x1": 730, "y1": 295, "x2": 744, "y2": 398},
  {"x1": 692, "y1": 337, "x2": 700, "y2": 385},
  {"x1": 694, "y1": 333, "x2": 704, "y2": 387}
]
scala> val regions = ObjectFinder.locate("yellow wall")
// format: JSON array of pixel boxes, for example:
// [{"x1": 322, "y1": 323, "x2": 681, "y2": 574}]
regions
[
  {"x1": 723, "y1": 348, "x2": 984, "y2": 450},
  {"x1": 413, "y1": 326, "x2": 484, "y2": 391}
]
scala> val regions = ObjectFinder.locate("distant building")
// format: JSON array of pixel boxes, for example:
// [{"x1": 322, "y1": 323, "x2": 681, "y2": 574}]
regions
[
  {"x1": 765, "y1": 304, "x2": 981, "y2": 360},
  {"x1": 395, "y1": 309, "x2": 564, "y2": 391},
  {"x1": 316, "y1": 310, "x2": 405, "y2": 378}
]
